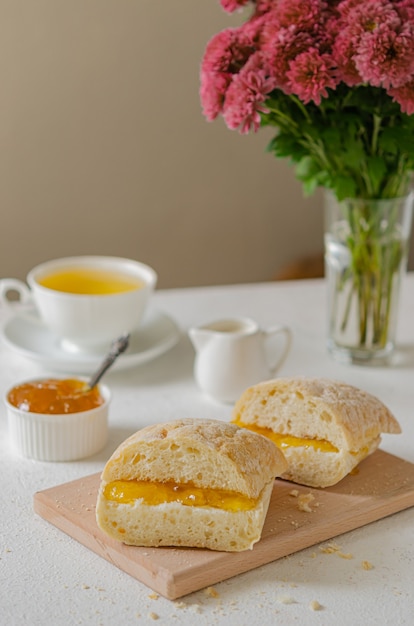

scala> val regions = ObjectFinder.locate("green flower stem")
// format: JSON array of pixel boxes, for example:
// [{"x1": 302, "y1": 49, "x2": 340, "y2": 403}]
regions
[
  {"x1": 259, "y1": 85, "x2": 414, "y2": 358},
  {"x1": 334, "y1": 197, "x2": 406, "y2": 351}
]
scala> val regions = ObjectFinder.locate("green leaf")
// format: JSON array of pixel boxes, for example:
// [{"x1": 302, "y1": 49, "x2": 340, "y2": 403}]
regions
[
  {"x1": 331, "y1": 176, "x2": 358, "y2": 200},
  {"x1": 380, "y1": 126, "x2": 414, "y2": 158},
  {"x1": 295, "y1": 155, "x2": 319, "y2": 179},
  {"x1": 320, "y1": 127, "x2": 342, "y2": 153},
  {"x1": 266, "y1": 133, "x2": 309, "y2": 162},
  {"x1": 259, "y1": 84, "x2": 414, "y2": 199},
  {"x1": 366, "y1": 156, "x2": 387, "y2": 196},
  {"x1": 340, "y1": 135, "x2": 366, "y2": 168}
]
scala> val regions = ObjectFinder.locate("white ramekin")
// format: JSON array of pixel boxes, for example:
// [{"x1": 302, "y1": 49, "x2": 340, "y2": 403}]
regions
[{"x1": 4, "y1": 380, "x2": 110, "y2": 461}]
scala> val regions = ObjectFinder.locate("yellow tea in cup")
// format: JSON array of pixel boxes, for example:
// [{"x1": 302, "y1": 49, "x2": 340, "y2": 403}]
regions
[
  {"x1": 22, "y1": 256, "x2": 157, "y2": 350},
  {"x1": 38, "y1": 268, "x2": 143, "y2": 295}
]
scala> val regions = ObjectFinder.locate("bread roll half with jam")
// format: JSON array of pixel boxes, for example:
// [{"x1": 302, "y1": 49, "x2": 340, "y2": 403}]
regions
[
  {"x1": 96, "y1": 418, "x2": 287, "y2": 551},
  {"x1": 232, "y1": 377, "x2": 401, "y2": 488}
]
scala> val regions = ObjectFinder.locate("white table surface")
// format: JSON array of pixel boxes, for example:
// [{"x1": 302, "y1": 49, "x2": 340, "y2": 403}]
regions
[{"x1": 1, "y1": 275, "x2": 414, "y2": 625}]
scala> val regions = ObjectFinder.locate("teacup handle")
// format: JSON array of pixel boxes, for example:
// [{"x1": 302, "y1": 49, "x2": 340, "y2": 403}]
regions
[
  {"x1": 0, "y1": 279, "x2": 32, "y2": 308},
  {"x1": 262, "y1": 325, "x2": 292, "y2": 374}
]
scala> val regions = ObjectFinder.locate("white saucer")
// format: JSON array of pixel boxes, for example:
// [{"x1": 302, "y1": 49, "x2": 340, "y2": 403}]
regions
[{"x1": 1, "y1": 307, "x2": 181, "y2": 374}]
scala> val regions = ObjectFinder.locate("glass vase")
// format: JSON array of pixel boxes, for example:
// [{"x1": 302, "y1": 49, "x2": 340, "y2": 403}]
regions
[{"x1": 324, "y1": 190, "x2": 414, "y2": 364}]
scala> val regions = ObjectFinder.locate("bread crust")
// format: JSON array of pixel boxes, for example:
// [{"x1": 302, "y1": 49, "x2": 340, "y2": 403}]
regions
[
  {"x1": 100, "y1": 418, "x2": 287, "y2": 498},
  {"x1": 232, "y1": 377, "x2": 400, "y2": 451},
  {"x1": 232, "y1": 377, "x2": 401, "y2": 488},
  {"x1": 96, "y1": 418, "x2": 287, "y2": 551}
]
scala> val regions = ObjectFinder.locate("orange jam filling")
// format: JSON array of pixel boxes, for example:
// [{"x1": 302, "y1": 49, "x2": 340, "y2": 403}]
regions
[
  {"x1": 233, "y1": 419, "x2": 339, "y2": 453},
  {"x1": 7, "y1": 378, "x2": 104, "y2": 414},
  {"x1": 103, "y1": 480, "x2": 258, "y2": 512}
]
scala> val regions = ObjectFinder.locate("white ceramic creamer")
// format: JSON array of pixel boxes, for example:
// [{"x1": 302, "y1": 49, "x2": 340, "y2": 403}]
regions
[{"x1": 188, "y1": 317, "x2": 292, "y2": 403}]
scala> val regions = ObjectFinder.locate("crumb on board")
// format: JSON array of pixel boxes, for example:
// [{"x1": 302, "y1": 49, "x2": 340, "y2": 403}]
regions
[
  {"x1": 148, "y1": 593, "x2": 159, "y2": 600},
  {"x1": 362, "y1": 560, "x2": 374, "y2": 570},
  {"x1": 148, "y1": 612, "x2": 159, "y2": 620},
  {"x1": 289, "y1": 489, "x2": 299, "y2": 497},
  {"x1": 309, "y1": 600, "x2": 323, "y2": 611},
  {"x1": 297, "y1": 493, "x2": 316, "y2": 512}
]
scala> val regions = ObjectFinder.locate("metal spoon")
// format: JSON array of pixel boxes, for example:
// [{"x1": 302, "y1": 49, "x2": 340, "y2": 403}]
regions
[{"x1": 87, "y1": 333, "x2": 130, "y2": 389}]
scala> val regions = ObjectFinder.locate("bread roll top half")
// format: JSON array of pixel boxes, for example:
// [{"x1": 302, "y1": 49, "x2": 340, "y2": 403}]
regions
[
  {"x1": 232, "y1": 377, "x2": 401, "y2": 452},
  {"x1": 100, "y1": 418, "x2": 287, "y2": 499}
]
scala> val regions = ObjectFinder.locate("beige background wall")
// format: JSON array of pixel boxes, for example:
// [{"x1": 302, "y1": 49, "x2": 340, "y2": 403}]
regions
[{"x1": 1, "y1": 1, "x2": 412, "y2": 289}]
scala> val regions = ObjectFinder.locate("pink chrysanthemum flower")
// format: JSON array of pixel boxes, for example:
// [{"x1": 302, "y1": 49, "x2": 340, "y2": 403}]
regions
[
  {"x1": 395, "y1": 0, "x2": 414, "y2": 21},
  {"x1": 388, "y1": 79, "x2": 414, "y2": 114},
  {"x1": 200, "y1": 28, "x2": 255, "y2": 120},
  {"x1": 337, "y1": 0, "x2": 400, "y2": 35},
  {"x1": 241, "y1": 12, "x2": 269, "y2": 44},
  {"x1": 332, "y1": 29, "x2": 363, "y2": 86},
  {"x1": 275, "y1": 0, "x2": 329, "y2": 32},
  {"x1": 223, "y1": 52, "x2": 277, "y2": 133},
  {"x1": 255, "y1": 0, "x2": 277, "y2": 14},
  {"x1": 355, "y1": 22, "x2": 414, "y2": 88},
  {"x1": 261, "y1": 23, "x2": 315, "y2": 90},
  {"x1": 332, "y1": 0, "x2": 407, "y2": 86},
  {"x1": 286, "y1": 48, "x2": 338, "y2": 105},
  {"x1": 337, "y1": 0, "x2": 375, "y2": 19},
  {"x1": 200, "y1": 71, "x2": 232, "y2": 121},
  {"x1": 201, "y1": 28, "x2": 254, "y2": 75},
  {"x1": 220, "y1": 0, "x2": 251, "y2": 13}
]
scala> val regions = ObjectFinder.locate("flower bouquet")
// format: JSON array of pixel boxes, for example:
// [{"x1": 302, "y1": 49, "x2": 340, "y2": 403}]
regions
[{"x1": 200, "y1": 0, "x2": 414, "y2": 362}]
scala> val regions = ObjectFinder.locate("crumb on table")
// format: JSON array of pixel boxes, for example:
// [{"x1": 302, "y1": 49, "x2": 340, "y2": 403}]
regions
[
  {"x1": 277, "y1": 594, "x2": 296, "y2": 604},
  {"x1": 204, "y1": 586, "x2": 219, "y2": 598},
  {"x1": 309, "y1": 600, "x2": 323, "y2": 611}
]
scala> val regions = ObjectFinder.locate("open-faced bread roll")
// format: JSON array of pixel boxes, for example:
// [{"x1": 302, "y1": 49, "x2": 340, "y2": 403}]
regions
[
  {"x1": 232, "y1": 377, "x2": 401, "y2": 488},
  {"x1": 96, "y1": 418, "x2": 287, "y2": 551}
]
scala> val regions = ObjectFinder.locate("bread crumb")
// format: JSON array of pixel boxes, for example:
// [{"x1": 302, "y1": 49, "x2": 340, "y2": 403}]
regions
[
  {"x1": 148, "y1": 612, "x2": 159, "y2": 620},
  {"x1": 173, "y1": 601, "x2": 186, "y2": 609},
  {"x1": 82, "y1": 584, "x2": 90, "y2": 590},
  {"x1": 297, "y1": 493, "x2": 315, "y2": 512},
  {"x1": 309, "y1": 600, "x2": 323, "y2": 611},
  {"x1": 204, "y1": 586, "x2": 219, "y2": 598},
  {"x1": 319, "y1": 542, "x2": 341, "y2": 554},
  {"x1": 148, "y1": 592, "x2": 159, "y2": 600},
  {"x1": 289, "y1": 489, "x2": 299, "y2": 497},
  {"x1": 277, "y1": 595, "x2": 296, "y2": 604},
  {"x1": 362, "y1": 560, "x2": 374, "y2": 570},
  {"x1": 319, "y1": 542, "x2": 353, "y2": 558}
]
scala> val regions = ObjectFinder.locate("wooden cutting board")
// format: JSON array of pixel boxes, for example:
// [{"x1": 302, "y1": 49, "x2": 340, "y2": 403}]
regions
[{"x1": 33, "y1": 450, "x2": 414, "y2": 600}]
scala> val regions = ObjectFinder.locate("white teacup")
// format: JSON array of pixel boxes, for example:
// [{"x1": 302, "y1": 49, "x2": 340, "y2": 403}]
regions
[{"x1": 0, "y1": 256, "x2": 157, "y2": 353}]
